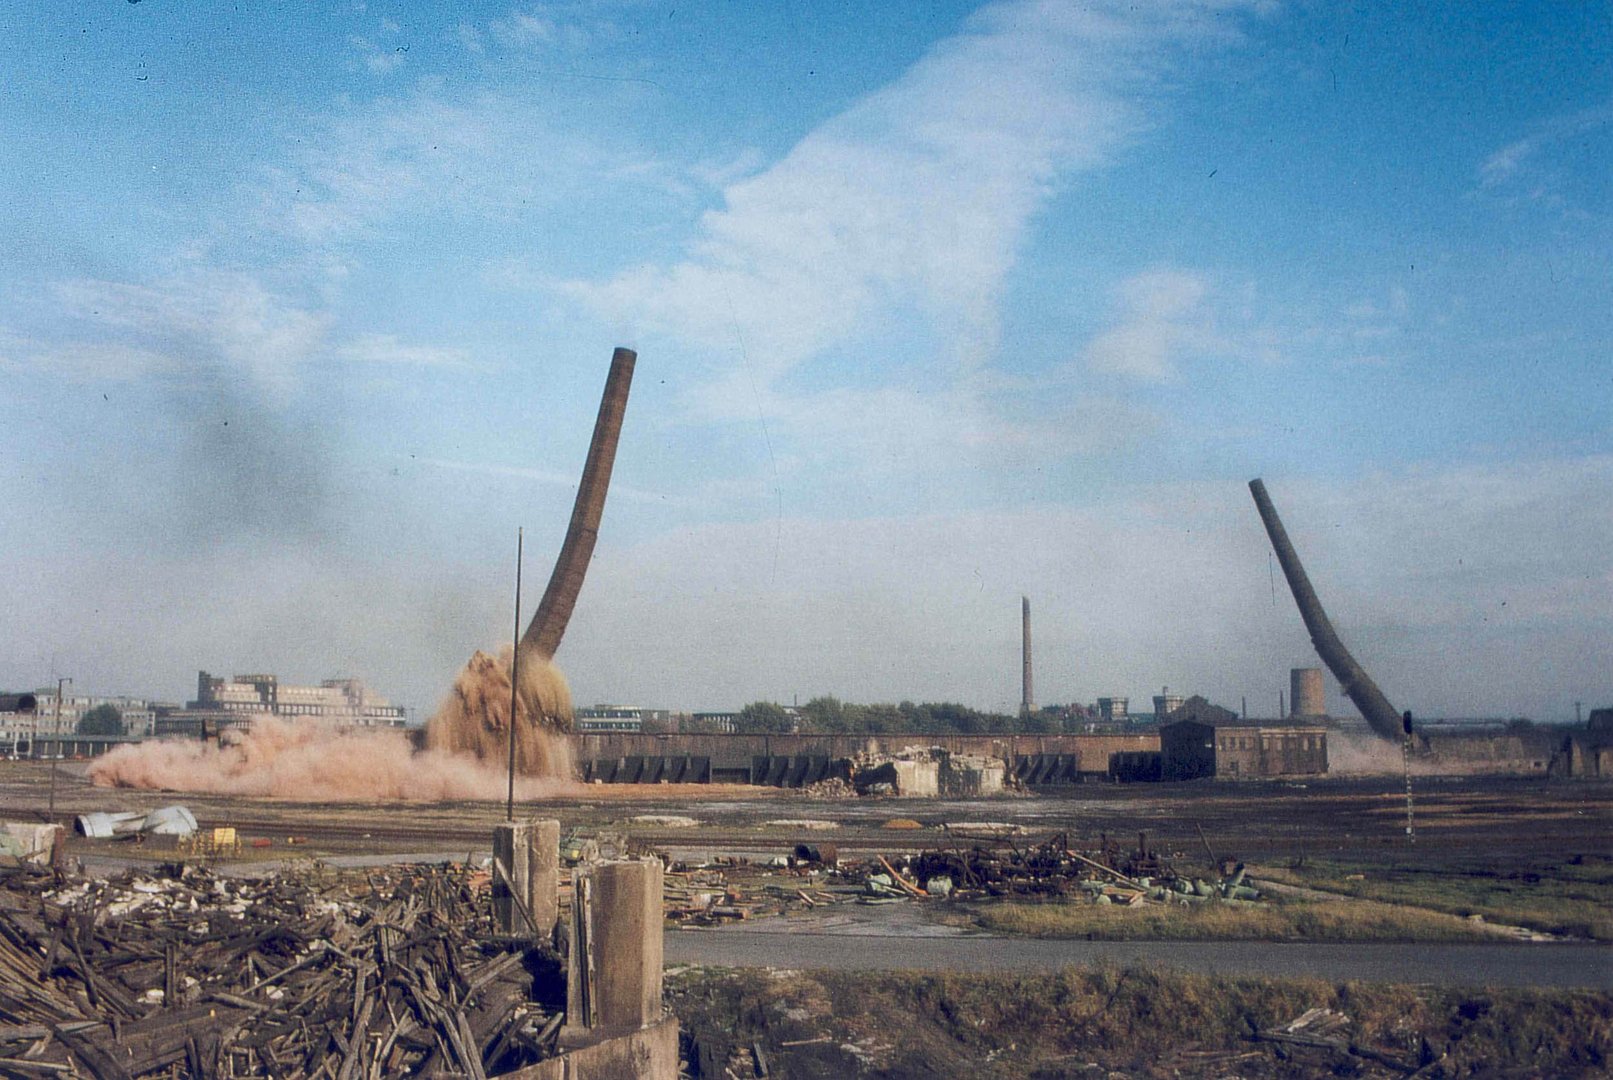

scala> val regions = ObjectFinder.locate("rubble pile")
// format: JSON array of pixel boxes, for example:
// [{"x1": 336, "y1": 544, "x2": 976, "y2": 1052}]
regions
[
  {"x1": 794, "y1": 776, "x2": 856, "y2": 799},
  {"x1": 0, "y1": 861, "x2": 562, "y2": 1079},
  {"x1": 907, "y1": 831, "x2": 1262, "y2": 904},
  {"x1": 653, "y1": 830, "x2": 1264, "y2": 923}
]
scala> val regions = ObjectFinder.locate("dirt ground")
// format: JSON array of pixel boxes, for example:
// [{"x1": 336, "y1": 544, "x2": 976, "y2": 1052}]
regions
[
  {"x1": 669, "y1": 966, "x2": 1613, "y2": 1079},
  {"x1": 5, "y1": 760, "x2": 1607, "y2": 870}
]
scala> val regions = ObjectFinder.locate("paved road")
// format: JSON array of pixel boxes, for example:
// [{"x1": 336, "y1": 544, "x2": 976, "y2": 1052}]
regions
[{"x1": 666, "y1": 927, "x2": 1613, "y2": 989}]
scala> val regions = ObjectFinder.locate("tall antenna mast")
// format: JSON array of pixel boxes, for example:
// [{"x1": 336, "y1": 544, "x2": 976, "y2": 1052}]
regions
[
  {"x1": 1021, "y1": 596, "x2": 1034, "y2": 717},
  {"x1": 507, "y1": 528, "x2": 524, "y2": 822}
]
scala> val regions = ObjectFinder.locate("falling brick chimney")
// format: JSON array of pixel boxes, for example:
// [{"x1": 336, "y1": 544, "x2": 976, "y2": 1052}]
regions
[
  {"x1": 522, "y1": 347, "x2": 637, "y2": 660},
  {"x1": 1249, "y1": 478, "x2": 1402, "y2": 739}
]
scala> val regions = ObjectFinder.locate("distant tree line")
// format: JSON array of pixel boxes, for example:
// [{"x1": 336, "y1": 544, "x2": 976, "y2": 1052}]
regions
[{"x1": 732, "y1": 696, "x2": 1094, "y2": 735}]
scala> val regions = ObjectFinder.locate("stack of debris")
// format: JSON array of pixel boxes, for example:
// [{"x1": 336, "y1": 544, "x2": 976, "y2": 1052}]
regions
[
  {"x1": 795, "y1": 776, "x2": 856, "y2": 799},
  {"x1": 837, "y1": 746, "x2": 1011, "y2": 798},
  {"x1": 906, "y1": 831, "x2": 1261, "y2": 905},
  {"x1": 658, "y1": 853, "x2": 852, "y2": 926},
  {"x1": 0, "y1": 860, "x2": 563, "y2": 1078},
  {"x1": 646, "y1": 829, "x2": 1264, "y2": 925}
]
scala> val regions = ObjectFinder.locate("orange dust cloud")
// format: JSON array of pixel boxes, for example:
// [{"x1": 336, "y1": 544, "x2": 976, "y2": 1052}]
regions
[
  {"x1": 423, "y1": 647, "x2": 575, "y2": 779},
  {"x1": 87, "y1": 715, "x2": 574, "y2": 802}
]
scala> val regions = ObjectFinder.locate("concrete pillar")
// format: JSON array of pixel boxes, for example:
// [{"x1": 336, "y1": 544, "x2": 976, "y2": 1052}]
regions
[
  {"x1": 567, "y1": 858, "x2": 664, "y2": 1034},
  {"x1": 493, "y1": 819, "x2": 560, "y2": 940}
]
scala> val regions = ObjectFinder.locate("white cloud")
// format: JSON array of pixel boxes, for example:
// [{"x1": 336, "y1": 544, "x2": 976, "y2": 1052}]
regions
[
  {"x1": 1479, "y1": 137, "x2": 1534, "y2": 189},
  {"x1": 0, "y1": 332, "x2": 180, "y2": 382},
  {"x1": 49, "y1": 273, "x2": 330, "y2": 400},
  {"x1": 1085, "y1": 269, "x2": 1210, "y2": 381},
  {"x1": 488, "y1": 6, "x2": 607, "y2": 54},
  {"x1": 244, "y1": 84, "x2": 670, "y2": 265},
  {"x1": 563, "y1": 0, "x2": 1258, "y2": 392},
  {"x1": 1475, "y1": 105, "x2": 1611, "y2": 215},
  {"x1": 491, "y1": 12, "x2": 559, "y2": 48},
  {"x1": 336, "y1": 333, "x2": 481, "y2": 370},
  {"x1": 407, "y1": 455, "x2": 679, "y2": 506},
  {"x1": 1082, "y1": 267, "x2": 1287, "y2": 381}
]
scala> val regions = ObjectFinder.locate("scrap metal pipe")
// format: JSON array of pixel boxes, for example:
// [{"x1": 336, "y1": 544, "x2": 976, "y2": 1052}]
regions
[
  {"x1": 1249, "y1": 478, "x2": 1403, "y2": 739},
  {"x1": 521, "y1": 347, "x2": 637, "y2": 659}
]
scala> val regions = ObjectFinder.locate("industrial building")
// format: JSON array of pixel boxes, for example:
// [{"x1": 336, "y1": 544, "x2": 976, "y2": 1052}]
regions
[
  {"x1": 0, "y1": 690, "x2": 155, "y2": 755},
  {"x1": 186, "y1": 671, "x2": 407, "y2": 728},
  {"x1": 1096, "y1": 696, "x2": 1129, "y2": 722},
  {"x1": 1160, "y1": 718, "x2": 1329, "y2": 780},
  {"x1": 1555, "y1": 708, "x2": 1613, "y2": 778},
  {"x1": 574, "y1": 706, "x2": 670, "y2": 733},
  {"x1": 1152, "y1": 689, "x2": 1184, "y2": 722}
]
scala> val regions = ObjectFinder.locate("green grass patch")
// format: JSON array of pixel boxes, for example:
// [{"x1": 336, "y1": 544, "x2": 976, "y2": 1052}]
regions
[
  {"x1": 1255, "y1": 853, "x2": 1613, "y2": 940},
  {"x1": 967, "y1": 895, "x2": 1499, "y2": 942}
]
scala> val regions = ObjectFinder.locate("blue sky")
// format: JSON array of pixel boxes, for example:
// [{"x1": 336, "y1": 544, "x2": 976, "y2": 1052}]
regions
[{"x1": 2, "y1": 0, "x2": 1608, "y2": 721}]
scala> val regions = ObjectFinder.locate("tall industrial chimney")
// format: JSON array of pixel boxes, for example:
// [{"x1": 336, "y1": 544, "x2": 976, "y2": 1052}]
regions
[
  {"x1": 1249, "y1": 478, "x2": 1403, "y2": 739},
  {"x1": 1291, "y1": 667, "x2": 1326, "y2": 718},
  {"x1": 1021, "y1": 596, "x2": 1035, "y2": 716},
  {"x1": 522, "y1": 347, "x2": 637, "y2": 660}
]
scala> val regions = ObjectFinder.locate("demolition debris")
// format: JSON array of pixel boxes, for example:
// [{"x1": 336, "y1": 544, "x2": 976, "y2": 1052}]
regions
[
  {"x1": 658, "y1": 830, "x2": 1263, "y2": 924},
  {"x1": 0, "y1": 861, "x2": 563, "y2": 1079}
]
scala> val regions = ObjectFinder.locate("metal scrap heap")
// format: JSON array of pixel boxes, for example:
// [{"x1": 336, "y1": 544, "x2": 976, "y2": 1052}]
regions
[
  {"x1": 0, "y1": 861, "x2": 563, "y2": 1079},
  {"x1": 907, "y1": 830, "x2": 1259, "y2": 903},
  {"x1": 655, "y1": 830, "x2": 1262, "y2": 923}
]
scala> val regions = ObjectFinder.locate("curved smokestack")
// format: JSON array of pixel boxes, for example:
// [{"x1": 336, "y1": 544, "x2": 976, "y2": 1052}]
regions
[
  {"x1": 521, "y1": 347, "x2": 637, "y2": 659},
  {"x1": 1249, "y1": 478, "x2": 1403, "y2": 739}
]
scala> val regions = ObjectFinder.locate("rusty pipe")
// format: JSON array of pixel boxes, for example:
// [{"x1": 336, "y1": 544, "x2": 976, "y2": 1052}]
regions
[
  {"x1": 521, "y1": 347, "x2": 637, "y2": 658},
  {"x1": 1249, "y1": 478, "x2": 1403, "y2": 739}
]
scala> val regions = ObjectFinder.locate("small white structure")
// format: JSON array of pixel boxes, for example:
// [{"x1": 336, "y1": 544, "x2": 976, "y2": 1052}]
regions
[{"x1": 76, "y1": 805, "x2": 198, "y2": 839}]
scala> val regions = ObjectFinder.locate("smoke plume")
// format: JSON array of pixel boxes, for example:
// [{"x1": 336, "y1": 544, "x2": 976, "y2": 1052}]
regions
[
  {"x1": 87, "y1": 715, "x2": 575, "y2": 801},
  {"x1": 422, "y1": 646, "x2": 576, "y2": 778}
]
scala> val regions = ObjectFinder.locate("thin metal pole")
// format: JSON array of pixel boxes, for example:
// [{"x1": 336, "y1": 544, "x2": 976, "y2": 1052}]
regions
[
  {"x1": 48, "y1": 677, "x2": 68, "y2": 820},
  {"x1": 1402, "y1": 711, "x2": 1415, "y2": 843},
  {"x1": 507, "y1": 528, "x2": 524, "y2": 822}
]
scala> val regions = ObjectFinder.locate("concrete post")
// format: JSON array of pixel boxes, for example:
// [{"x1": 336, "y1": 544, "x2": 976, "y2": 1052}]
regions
[
  {"x1": 493, "y1": 819, "x2": 560, "y2": 940},
  {"x1": 567, "y1": 858, "x2": 664, "y2": 1035}
]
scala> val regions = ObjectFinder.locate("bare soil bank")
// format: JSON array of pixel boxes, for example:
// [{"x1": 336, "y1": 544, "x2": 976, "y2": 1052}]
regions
[{"x1": 670, "y1": 966, "x2": 1613, "y2": 1079}]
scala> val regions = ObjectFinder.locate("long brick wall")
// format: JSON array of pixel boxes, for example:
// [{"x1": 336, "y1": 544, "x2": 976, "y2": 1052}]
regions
[{"x1": 572, "y1": 731, "x2": 1159, "y2": 771}]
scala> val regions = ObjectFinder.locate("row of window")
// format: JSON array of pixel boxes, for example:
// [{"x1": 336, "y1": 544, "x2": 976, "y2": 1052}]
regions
[{"x1": 1217, "y1": 735, "x2": 1324, "y2": 752}]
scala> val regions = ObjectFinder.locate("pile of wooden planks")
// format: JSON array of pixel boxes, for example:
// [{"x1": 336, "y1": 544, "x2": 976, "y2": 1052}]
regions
[
  {"x1": 0, "y1": 861, "x2": 563, "y2": 1079},
  {"x1": 659, "y1": 864, "x2": 849, "y2": 926}
]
